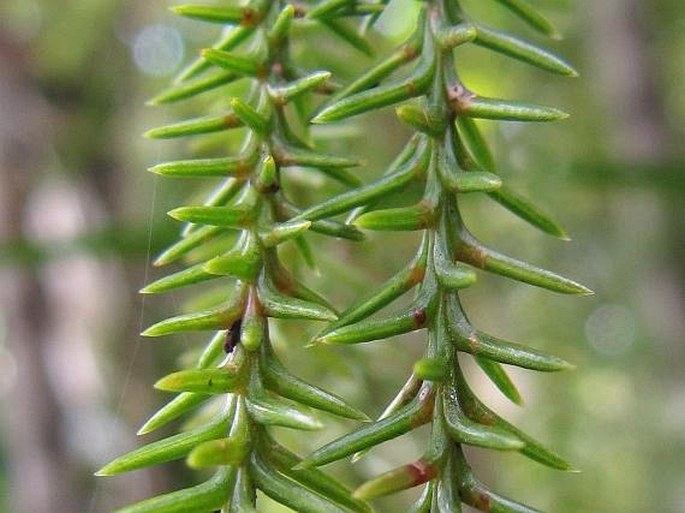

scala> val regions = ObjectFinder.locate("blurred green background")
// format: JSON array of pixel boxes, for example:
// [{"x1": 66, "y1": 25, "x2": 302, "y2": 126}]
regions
[{"x1": 0, "y1": 0, "x2": 683, "y2": 512}]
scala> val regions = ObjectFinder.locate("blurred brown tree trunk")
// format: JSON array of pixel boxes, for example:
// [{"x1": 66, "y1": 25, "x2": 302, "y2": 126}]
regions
[
  {"x1": 586, "y1": 0, "x2": 685, "y2": 347},
  {"x1": 0, "y1": 33, "x2": 85, "y2": 513},
  {"x1": 0, "y1": 10, "x2": 165, "y2": 509},
  {"x1": 588, "y1": 0, "x2": 675, "y2": 163}
]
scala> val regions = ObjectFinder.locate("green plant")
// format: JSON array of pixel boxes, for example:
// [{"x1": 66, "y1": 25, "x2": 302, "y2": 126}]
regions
[{"x1": 98, "y1": 1, "x2": 589, "y2": 512}]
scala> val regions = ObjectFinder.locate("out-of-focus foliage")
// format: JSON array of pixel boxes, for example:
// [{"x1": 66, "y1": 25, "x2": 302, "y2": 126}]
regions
[{"x1": 0, "y1": 0, "x2": 683, "y2": 512}]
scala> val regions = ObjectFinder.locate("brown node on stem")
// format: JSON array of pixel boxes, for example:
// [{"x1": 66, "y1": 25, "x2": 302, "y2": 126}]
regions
[
  {"x1": 466, "y1": 334, "x2": 479, "y2": 354},
  {"x1": 455, "y1": 243, "x2": 487, "y2": 268},
  {"x1": 291, "y1": 4, "x2": 307, "y2": 18},
  {"x1": 465, "y1": 489, "x2": 492, "y2": 512},
  {"x1": 405, "y1": 80, "x2": 419, "y2": 97},
  {"x1": 406, "y1": 459, "x2": 439, "y2": 486},
  {"x1": 271, "y1": 148, "x2": 295, "y2": 166},
  {"x1": 224, "y1": 113, "x2": 242, "y2": 128},
  {"x1": 402, "y1": 43, "x2": 421, "y2": 61},
  {"x1": 234, "y1": 158, "x2": 256, "y2": 179},
  {"x1": 448, "y1": 83, "x2": 477, "y2": 113},
  {"x1": 413, "y1": 308, "x2": 428, "y2": 328},
  {"x1": 241, "y1": 8, "x2": 262, "y2": 27},
  {"x1": 255, "y1": 181, "x2": 280, "y2": 195},
  {"x1": 410, "y1": 264, "x2": 427, "y2": 285},
  {"x1": 417, "y1": 200, "x2": 437, "y2": 228}
]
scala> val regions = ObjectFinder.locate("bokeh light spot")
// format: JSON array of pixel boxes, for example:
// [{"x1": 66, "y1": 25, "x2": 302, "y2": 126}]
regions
[
  {"x1": 585, "y1": 304, "x2": 637, "y2": 356},
  {"x1": 132, "y1": 24, "x2": 184, "y2": 77}
]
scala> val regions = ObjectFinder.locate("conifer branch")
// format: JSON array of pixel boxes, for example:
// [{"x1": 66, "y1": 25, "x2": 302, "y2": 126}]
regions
[
  {"x1": 301, "y1": 1, "x2": 587, "y2": 510},
  {"x1": 98, "y1": 3, "x2": 376, "y2": 511},
  {"x1": 100, "y1": 1, "x2": 586, "y2": 511}
]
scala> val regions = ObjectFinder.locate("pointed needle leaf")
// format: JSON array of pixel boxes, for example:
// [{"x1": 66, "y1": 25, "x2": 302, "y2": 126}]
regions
[
  {"x1": 168, "y1": 205, "x2": 255, "y2": 228},
  {"x1": 137, "y1": 393, "x2": 211, "y2": 435},
  {"x1": 490, "y1": 0, "x2": 561, "y2": 39},
  {"x1": 142, "y1": 304, "x2": 241, "y2": 337},
  {"x1": 298, "y1": 392, "x2": 433, "y2": 468},
  {"x1": 315, "y1": 308, "x2": 427, "y2": 346},
  {"x1": 140, "y1": 262, "x2": 220, "y2": 294},
  {"x1": 186, "y1": 435, "x2": 250, "y2": 469},
  {"x1": 97, "y1": 418, "x2": 229, "y2": 476},
  {"x1": 112, "y1": 468, "x2": 233, "y2": 513},
  {"x1": 258, "y1": 275, "x2": 338, "y2": 322},
  {"x1": 442, "y1": 383, "x2": 523, "y2": 451},
  {"x1": 149, "y1": 156, "x2": 254, "y2": 178},
  {"x1": 454, "y1": 95, "x2": 569, "y2": 122},
  {"x1": 455, "y1": 238, "x2": 592, "y2": 295},
  {"x1": 246, "y1": 394, "x2": 323, "y2": 431},
  {"x1": 354, "y1": 203, "x2": 435, "y2": 231},
  {"x1": 475, "y1": 357, "x2": 524, "y2": 406},
  {"x1": 474, "y1": 25, "x2": 577, "y2": 76},
  {"x1": 353, "y1": 458, "x2": 439, "y2": 500},
  {"x1": 147, "y1": 70, "x2": 237, "y2": 105},
  {"x1": 488, "y1": 186, "x2": 571, "y2": 240},
  {"x1": 171, "y1": 5, "x2": 255, "y2": 24},
  {"x1": 154, "y1": 367, "x2": 241, "y2": 394},
  {"x1": 261, "y1": 346, "x2": 369, "y2": 421},
  {"x1": 144, "y1": 113, "x2": 242, "y2": 139}
]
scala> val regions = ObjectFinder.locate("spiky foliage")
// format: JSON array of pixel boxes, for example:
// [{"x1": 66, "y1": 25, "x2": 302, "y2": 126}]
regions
[
  {"x1": 97, "y1": 3, "x2": 377, "y2": 512},
  {"x1": 99, "y1": 1, "x2": 587, "y2": 512},
  {"x1": 293, "y1": 1, "x2": 590, "y2": 511}
]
